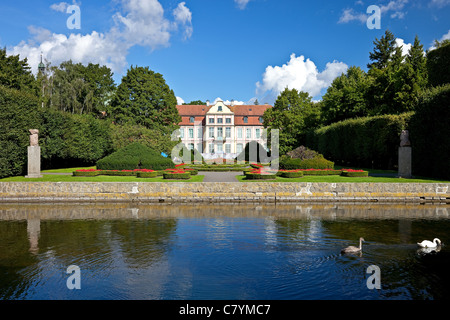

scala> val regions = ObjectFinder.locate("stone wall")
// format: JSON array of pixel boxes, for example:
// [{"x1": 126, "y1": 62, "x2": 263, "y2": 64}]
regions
[{"x1": 0, "y1": 182, "x2": 449, "y2": 203}]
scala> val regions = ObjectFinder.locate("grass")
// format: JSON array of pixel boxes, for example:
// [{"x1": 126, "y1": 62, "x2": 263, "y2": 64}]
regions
[{"x1": 0, "y1": 173, "x2": 205, "y2": 182}]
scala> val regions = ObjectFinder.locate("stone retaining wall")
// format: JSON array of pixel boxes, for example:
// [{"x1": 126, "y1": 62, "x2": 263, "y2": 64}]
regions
[{"x1": 0, "y1": 182, "x2": 449, "y2": 203}]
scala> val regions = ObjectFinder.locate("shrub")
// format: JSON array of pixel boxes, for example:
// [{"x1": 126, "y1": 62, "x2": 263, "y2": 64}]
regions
[
  {"x1": 301, "y1": 169, "x2": 342, "y2": 175},
  {"x1": 96, "y1": 142, "x2": 174, "y2": 170},
  {"x1": 72, "y1": 169, "x2": 102, "y2": 176},
  {"x1": 163, "y1": 172, "x2": 191, "y2": 179},
  {"x1": 244, "y1": 173, "x2": 277, "y2": 180},
  {"x1": 340, "y1": 170, "x2": 369, "y2": 177},
  {"x1": 236, "y1": 141, "x2": 271, "y2": 163},
  {"x1": 136, "y1": 171, "x2": 158, "y2": 178},
  {"x1": 184, "y1": 168, "x2": 198, "y2": 175},
  {"x1": 280, "y1": 155, "x2": 334, "y2": 170},
  {"x1": 279, "y1": 170, "x2": 304, "y2": 178}
]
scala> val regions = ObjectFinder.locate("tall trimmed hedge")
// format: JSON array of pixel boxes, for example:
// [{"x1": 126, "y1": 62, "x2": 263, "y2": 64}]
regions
[
  {"x1": 96, "y1": 142, "x2": 175, "y2": 170},
  {"x1": 410, "y1": 84, "x2": 450, "y2": 179},
  {"x1": 0, "y1": 85, "x2": 40, "y2": 178},
  {"x1": 307, "y1": 112, "x2": 413, "y2": 169}
]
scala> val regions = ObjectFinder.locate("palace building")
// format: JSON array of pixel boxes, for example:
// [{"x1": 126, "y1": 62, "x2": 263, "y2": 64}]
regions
[{"x1": 176, "y1": 100, "x2": 272, "y2": 159}]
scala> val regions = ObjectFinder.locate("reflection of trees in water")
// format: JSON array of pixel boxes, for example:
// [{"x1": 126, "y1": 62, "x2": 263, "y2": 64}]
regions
[{"x1": 110, "y1": 219, "x2": 177, "y2": 269}]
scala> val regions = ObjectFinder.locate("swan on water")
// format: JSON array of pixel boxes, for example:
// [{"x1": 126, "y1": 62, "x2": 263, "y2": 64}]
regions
[
  {"x1": 341, "y1": 237, "x2": 365, "y2": 254},
  {"x1": 417, "y1": 238, "x2": 442, "y2": 248}
]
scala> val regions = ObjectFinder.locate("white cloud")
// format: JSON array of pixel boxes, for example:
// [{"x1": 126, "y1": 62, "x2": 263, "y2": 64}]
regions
[
  {"x1": 235, "y1": 0, "x2": 251, "y2": 10},
  {"x1": 173, "y1": 2, "x2": 193, "y2": 40},
  {"x1": 50, "y1": 2, "x2": 70, "y2": 12},
  {"x1": 338, "y1": 8, "x2": 367, "y2": 24},
  {"x1": 430, "y1": 0, "x2": 450, "y2": 7},
  {"x1": 339, "y1": 0, "x2": 409, "y2": 24},
  {"x1": 428, "y1": 29, "x2": 450, "y2": 50},
  {"x1": 395, "y1": 38, "x2": 412, "y2": 57},
  {"x1": 9, "y1": 0, "x2": 193, "y2": 75},
  {"x1": 176, "y1": 96, "x2": 185, "y2": 105},
  {"x1": 255, "y1": 54, "x2": 348, "y2": 103}
]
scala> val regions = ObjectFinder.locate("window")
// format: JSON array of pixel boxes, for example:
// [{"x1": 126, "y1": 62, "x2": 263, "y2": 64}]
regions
[
  {"x1": 197, "y1": 143, "x2": 203, "y2": 153},
  {"x1": 190, "y1": 116, "x2": 195, "y2": 123},
  {"x1": 243, "y1": 116, "x2": 248, "y2": 123},
  {"x1": 237, "y1": 128, "x2": 243, "y2": 139},
  {"x1": 259, "y1": 116, "x2": 263, "y2": 123},
  {"x1": 236, "y1": 143, "x2": 243, "y2": 153},
  {"x1": 217, "y1": 127, "x2": 223, "y2": 137},
  {"x1": 209, "y1": 117, "x2": 214, "y2": 124},
  {"x1": 225, "y1": 127, "x2": 231, "y2": 138},
  {"x1": 217, "y1": 118, "x2": 223, "y2": 124},
  {"x1": 188, "y1": 143, "x2": 194, "y2": 150},
  {"x1": 246, "y1": 128, "x2": 251, "y2": 139},
  {"x1": 209, "y1": 127, "x2": 214, "y2": 138},
  {"x1": 256, "y1": 128, "x2": 260, "y2": 139},
  {"x1": 217, "y1": 143, "x2": 223, "y2": 152},
  {"x1": 180, "y1": 128, "x2": 184, "y2": 138},
  {"x1": 209, "y1": 144, "x2": 214, "y2": 153},
  {"x1": 188, "y1": 128, "x2": 194, "y2": 138},
  {"x1": 198, "y1": 127, "x2": 203, "y2": 139},
  {"x1": 226, "y1": 117, "x2": 231, "y2": 124},
  {"x1": 225, "y1": 144, "x2": 231, "y2": 153},
  {"x1": 218, "y1": 106, "x2": 222, "y2": 112}
]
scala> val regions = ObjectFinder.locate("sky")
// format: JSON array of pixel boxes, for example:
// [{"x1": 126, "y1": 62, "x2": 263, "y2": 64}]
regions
[{"x1": 1, "y1": 0, "x2": 449, "y2": 105}]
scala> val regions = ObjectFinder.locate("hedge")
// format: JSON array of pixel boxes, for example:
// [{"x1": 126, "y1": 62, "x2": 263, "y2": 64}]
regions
[
  {"x1": 163, "y1": 172, "x2": 191, "y2": 179},
  {"x1": 279, "y1": 171, "x2": 304, "y2": 178},
  {"x1": 307, "y1": 112, "x2": 413, "y2": 169},
  {"x1": 136, "y1": 171, "x2": 158, "y2": 178},
  {"x1": 340, "y1": 170, "x2": 369, "y2": 177},
  {"x1": 410, "y1": 84, "x2": 450, "y2": 180},
  {"x1": 244, "y1": 173, "x2": 277, "y2": 180}
]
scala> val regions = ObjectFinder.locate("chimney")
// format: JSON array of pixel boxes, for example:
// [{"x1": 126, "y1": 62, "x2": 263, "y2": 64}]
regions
[
  {"x1": 206, "y1": 100, "x2": 210, "y2": 106},
  {"x1": 230, "y1": 99, "x2": 235, "y2": 106}
]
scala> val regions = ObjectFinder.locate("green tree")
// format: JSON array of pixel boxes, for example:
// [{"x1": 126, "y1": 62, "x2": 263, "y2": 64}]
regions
[
  {"x1": 367, "y1": 29, "x2": 397, "y2": 70},
  {"x1": 0, "y1": 48, "x2": 38, "y2": 94},
  {"x1": 183, "y1": 100, "x2": 206, "y2": 105},
  {"x1": 108, "y1": 66, "x2": 180, "y2": 135},
  {"x1": 44, "y1": 60, "x2": 115, "y2": 116},
  {"x1": 263, "y1": 88, "x2": 320, "y2": 155},
  {"x1": 321, "y1": 66, "x2": 372, "y2": 125}
]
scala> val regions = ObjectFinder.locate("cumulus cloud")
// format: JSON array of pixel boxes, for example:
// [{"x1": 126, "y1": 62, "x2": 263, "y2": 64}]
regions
[
  {"x1": 255, "y1": 54, "x2": 348, "y2": 103},
  {"x1": 430, "y1": 0, "x2": 450, "y2": 7},
  {"x1": 395, "y1": 38, "x2": 412, "y2": 57},
  {"x1": 8, "y1": 0, "x2": 193, "y2": 75},
  {"x1": 176, "y1": 96, "x2": 185, "y2": 105},
  {"x1": 338, "y1": 8, "x2": 367, "y2": 24},
  {"x1": 213, "y1": 97, "x2": 245, "y2": 105},
  {"x1": 428, "y1": 29, "x2": 450, "y2": 50}
]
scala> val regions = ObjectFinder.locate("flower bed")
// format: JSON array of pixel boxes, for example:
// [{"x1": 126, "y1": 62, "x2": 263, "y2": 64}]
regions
[
  {"x1": 245, "y1": 167, "x2": 277, "y2": 180},
  {"x1": 163, "y1": 168, "x2": 192, "y2": 180},
  {"x1": 340, "y1": 169, "x2": 369, "y2": 177}
]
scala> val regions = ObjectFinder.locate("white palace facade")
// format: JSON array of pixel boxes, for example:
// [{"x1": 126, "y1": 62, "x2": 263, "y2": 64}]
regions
[{"x1": 176, "y1": 100, "x2": 272, "y2": 159}]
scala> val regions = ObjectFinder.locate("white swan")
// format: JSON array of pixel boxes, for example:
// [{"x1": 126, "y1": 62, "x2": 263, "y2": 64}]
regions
[
  {"x1": 417, "y1": 238, "x2": 442, "y2": 248},
  {"x1": 341, "y1": 237, "x2": 365, "y2": 254}
]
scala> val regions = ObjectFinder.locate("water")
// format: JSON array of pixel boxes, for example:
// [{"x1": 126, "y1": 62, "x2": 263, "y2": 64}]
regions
[{"x1": 0, "y1": 202, "x2": 449, "y2": 300}]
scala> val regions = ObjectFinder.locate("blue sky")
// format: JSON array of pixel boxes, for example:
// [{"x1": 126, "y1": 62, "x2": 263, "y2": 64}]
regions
[{"x1": 1, "y1": 0, "x2": 449, "y2": 105}]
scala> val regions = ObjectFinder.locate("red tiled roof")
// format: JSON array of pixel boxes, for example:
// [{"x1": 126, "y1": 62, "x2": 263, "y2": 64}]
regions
[{"x1": 177, "y1": 104, "x2": 271, "y2": 126}]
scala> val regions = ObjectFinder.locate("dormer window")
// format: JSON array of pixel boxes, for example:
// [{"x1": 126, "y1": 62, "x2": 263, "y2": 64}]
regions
[
  {"x1": 218, "y1": 106, "x2": 222, "y2": 112},
  {"x1": 259, "y1": 116, "x2": 263, "y2": 123},
  {"x1": 190, "y1": 116, "x2": 195, "y2": 123},
  {"x1": 243, "y1": 116, "x2": 248, "y2": 123}
]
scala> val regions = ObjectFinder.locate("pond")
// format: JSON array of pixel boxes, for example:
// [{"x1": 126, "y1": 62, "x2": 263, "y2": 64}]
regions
[{"x1": 0, "y1": 202, "x2": 449, "y2": 300}]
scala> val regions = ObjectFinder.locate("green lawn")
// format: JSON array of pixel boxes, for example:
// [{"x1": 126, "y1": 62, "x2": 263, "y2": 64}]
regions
[{"x1": 0, "y1": 174, "x2": 205, "y2": 182}]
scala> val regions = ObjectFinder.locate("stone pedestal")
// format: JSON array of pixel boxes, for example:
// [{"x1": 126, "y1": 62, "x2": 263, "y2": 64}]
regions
[
  {"x1": 398, "y1": 146, "x2": 412, "y2": 178},
  {"x1": 25, "y1": 146, "x2": 43, "y2": 178}
]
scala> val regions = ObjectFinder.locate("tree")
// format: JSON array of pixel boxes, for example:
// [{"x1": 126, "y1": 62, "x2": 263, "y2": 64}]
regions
[
  {"x1": 183, "y1": 100, "x2": 206, "y2": 105},
  {"x1": 108, "y1": 66, "x2": 180, "y2": 135},
  {"x1": 367, "y1": 29, "x2": 397, "y2": 70},
  {"x1": 43, "y1": 60, "x2": 115, "y2": 116},
  {"x1": 0, "y1": 48, "x2": 38, "y2": 94},
  {"x1": 263, "y1": 88, "x2": 320, "y2": 155},
  {"x1": 321, "y1": 66, "x2": 372, "y2": 125}
]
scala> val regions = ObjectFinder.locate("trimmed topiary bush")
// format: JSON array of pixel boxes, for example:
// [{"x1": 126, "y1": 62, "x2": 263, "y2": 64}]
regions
[
  {"x1": 163, "y1": 172, "x2": 191, "y2": 179},
  {"x1": 96, "y1": 142, "x2": 174, "y2": 170},
  {"x1": 136, "y1": 171, "x2": 158, "y2": 178},
  {"x1": 280, "y1": 155, "x2": 334, "y2": 170},
  {"x1": 279, "y1": 170, "x2": 304, "y2": 178},
  {"x1": 244, "y1": 172, "x2": 277, "y2": 180}
]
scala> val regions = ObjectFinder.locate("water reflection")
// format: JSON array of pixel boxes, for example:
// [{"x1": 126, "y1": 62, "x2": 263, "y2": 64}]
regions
[{"x1": 0, "y1": 202, "x2": 449, "y2": 300}]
